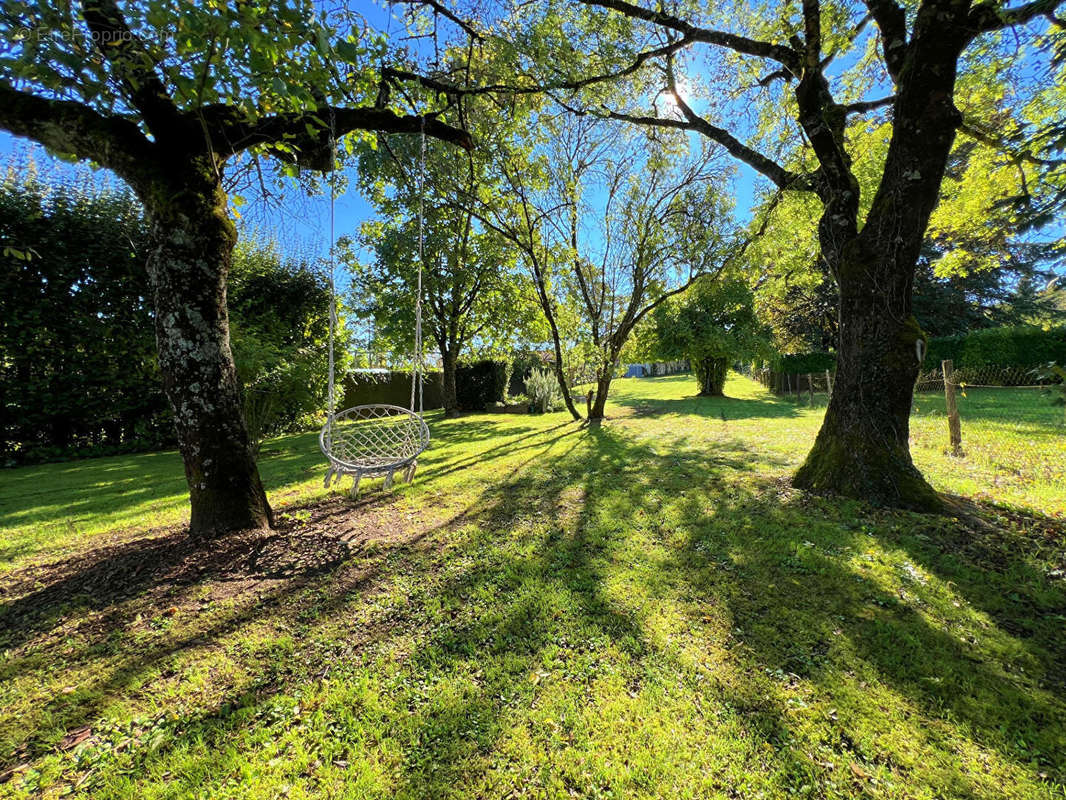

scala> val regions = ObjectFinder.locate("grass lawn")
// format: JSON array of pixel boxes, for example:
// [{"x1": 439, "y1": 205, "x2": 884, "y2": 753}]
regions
[{"x1": 1, "y1": 373, "x2": 1064, "y2": 799}]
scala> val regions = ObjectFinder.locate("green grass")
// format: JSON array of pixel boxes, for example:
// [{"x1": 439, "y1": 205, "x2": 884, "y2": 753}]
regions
[
  {"x1": 910, "y1": 386, "x2": 1066, "y2": 511},
  {"x1": 1, "y1": 373, "x2": 1064, "y2": 799}
]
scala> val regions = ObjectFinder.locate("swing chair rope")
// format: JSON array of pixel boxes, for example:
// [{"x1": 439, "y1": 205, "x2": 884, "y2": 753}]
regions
[
  {"x1": 326, "y1": 107, "x2": 338, "y2": 444},
  {"x1": 318, "y1": 109, "x2": 430, "y2": 496},
  {"x1": 410, "y1": 117, "x2": 426, "y2": 414}
]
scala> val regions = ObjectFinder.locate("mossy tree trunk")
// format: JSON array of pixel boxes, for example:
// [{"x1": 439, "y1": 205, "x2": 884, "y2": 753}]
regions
[
  {"x1": 143, "y1": 159, "x2": 273, "y2": 535},
  {"x1": 790, "y1": 8, "x2": 975, "y2": 511},
  {"x1": 793, "y1": 244, "x2": 939, "y2": 510},
  {"x1": 694, "y1": 356, "x2": 727, "y2": 396}
]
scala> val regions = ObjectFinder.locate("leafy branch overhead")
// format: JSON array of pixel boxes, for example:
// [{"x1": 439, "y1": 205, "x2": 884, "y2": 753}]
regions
[{"x1": 0, "y1": 0, "x2": 473, "y2": 184}]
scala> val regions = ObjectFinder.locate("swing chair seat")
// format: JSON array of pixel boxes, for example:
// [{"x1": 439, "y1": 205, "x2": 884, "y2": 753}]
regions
[{"x1": 319, "y1": 404, "x2": 430, "y2": 495}]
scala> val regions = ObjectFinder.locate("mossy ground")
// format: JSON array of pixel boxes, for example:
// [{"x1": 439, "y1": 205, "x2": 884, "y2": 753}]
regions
[{"x1": 1, "y1": 374, "x2": 1063, "y2": 799}]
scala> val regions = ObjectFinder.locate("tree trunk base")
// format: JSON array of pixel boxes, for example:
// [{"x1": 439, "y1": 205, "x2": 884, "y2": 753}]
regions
[{"x1": 793, "y1": 426, "x2": 942, "y2": 512}]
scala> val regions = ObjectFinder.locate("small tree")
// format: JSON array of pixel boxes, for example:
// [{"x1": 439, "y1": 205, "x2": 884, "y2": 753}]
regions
[
  {"x1": 650, "y1": 278, "x2": 770, "y2": 396},
  {"x1": 474, "y1": 113, "x2": 738, "y2": 423}
]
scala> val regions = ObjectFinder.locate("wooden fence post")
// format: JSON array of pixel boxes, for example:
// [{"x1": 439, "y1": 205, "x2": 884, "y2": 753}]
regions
[
  {"x1": 943, "y1": 359, "x2": 962, "y2": 456},
  {"x1": 825, "y1": 369, "x2": 833, "y2": 399},
  {"x1": 807, "y1": 373, "x2": 815, "y2": 405}
]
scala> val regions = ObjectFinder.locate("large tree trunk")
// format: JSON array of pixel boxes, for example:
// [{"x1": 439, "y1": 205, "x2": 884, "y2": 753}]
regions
[
  {"x1": 441, "y1": 347, "x2": 460, "y2": 417},
  {"x1": 143, "y1": 163, "x2": 273, "y2": 537},
  {"x1": 793, "y1": 11, "x2": 969, "y2": 513},
  {"x1": 794, "y1": 245, "x2": 940, "y2": 511},
  {"x1": 694, "y1": 357, "x2": 727, "y2": 396}
]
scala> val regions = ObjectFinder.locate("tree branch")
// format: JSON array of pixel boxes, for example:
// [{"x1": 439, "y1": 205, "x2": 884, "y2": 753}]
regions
[
  {"x1": 863, "y1": 0, "x2": 908, "y2": 81},
  {"x1": 842, "y1": 94, "x2": 895, "y2": 114},
  {"x1": 379, "y1": 35, "x2": 697, "y2": 100},
  {"x1": 802, "y1": 0, "x2": 822, "y2": 71},
  {"x1": 80, "y1": 0, "x2": 179, "y2": 131},
  {"x1": 556, "y1": 92, "x2": 808, "y2": 191},
  {"x1": 959, "y1": 119, "x2": 1066, "y2": 167},
  {"x1": 0, "y1": 84, "x2": 154, "y2": 184},
  {"x1": 578, "y1": 0, "x2": 802, "y2": 73},
  {"x1": 969, "y1": 0, "x2": 1066, "y2": 33},
  {"x1": 205, "y1": 106, "x2": 472, "y2": 168},
  {"x1": 389, "y1": 0, "x2": 483, "y2": 40}
]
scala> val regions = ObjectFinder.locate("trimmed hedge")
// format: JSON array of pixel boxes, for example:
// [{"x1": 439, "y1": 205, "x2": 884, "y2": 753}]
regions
[
  {"x1": 924, "y1": 325, "x2": 1066, "y2": 369},
  {"x1": 342, "y1": 370, "x2": 444, "y2": 410},
  {"x1": 765, "y1": 326, "x2": 1066, "y2": 377},
  {"x1": 456, "y1": 359, "x2": 511, "y2": 410}
]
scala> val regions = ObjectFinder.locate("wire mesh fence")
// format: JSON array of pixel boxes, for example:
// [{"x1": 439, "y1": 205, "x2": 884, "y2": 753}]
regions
[
  {"x1": 748, "y1": 361, "x2": 1065, "y2": 508},
  {"x1": 910, "y1": 362, "x2": 1065, "y2": 501}
]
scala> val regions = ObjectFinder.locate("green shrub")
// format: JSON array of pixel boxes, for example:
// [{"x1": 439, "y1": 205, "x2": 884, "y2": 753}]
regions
[
  {"x1": 924, "y1": 325, "x2": 1066, "y2": 369},
  {"x1": 525, "y1": 368, "x2": 563, "y2": 412},
  {"x1": 509, "y1": 349, "x2": 548, "y2": 395},
  {"x1": 455, "y1": 359, "x2": 510, "y2": 410}
]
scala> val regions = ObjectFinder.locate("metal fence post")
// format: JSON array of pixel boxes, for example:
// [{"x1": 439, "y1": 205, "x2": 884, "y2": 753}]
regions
[
  {"x1": 808, "y1": 373, "x2": 815, "y2": 406},
  {"x1": 943, "y1": 359, "x2": 962, "y2": 456}
]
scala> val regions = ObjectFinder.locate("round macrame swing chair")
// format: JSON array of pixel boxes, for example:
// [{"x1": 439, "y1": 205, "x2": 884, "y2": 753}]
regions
[{"x1": 319, "y1": 115, "x2": 430, "y2": 499}]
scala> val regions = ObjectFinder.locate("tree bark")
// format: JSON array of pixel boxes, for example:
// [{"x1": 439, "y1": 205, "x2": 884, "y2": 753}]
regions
[
  {"x1": 792, "y1": 8, "x2": 973, "y2": 512},
  {"x1": 587, "y1": 372, "x2": 613, "y2": 424},
  {"x1": 143, "y1": 161, "x2": 273, "y2": 536},
  {"x1": 793, "y1": 243, "x2": 940, "y2": 511},
  {"x1": 694, "y1": 356, "x2": 727, "y2": 396}
]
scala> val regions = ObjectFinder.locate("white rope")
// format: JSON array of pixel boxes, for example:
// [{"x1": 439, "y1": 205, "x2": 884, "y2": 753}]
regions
[
  {"x1": 326, "y1": 109, "x2": 338, "y2": 450},
  {"x1": 411, "y1": 117, "x2": 426, "y2": 413}
]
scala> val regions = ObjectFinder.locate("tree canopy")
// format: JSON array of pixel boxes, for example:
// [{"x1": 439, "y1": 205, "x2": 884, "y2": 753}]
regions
[{"x1": 648, "y1": 277, "x2": 771, "y2": 396}]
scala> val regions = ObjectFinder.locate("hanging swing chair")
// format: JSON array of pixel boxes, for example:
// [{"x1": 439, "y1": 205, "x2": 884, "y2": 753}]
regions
[{"x1": 319, "y1": 115, "x2": 430, "y2": 498}]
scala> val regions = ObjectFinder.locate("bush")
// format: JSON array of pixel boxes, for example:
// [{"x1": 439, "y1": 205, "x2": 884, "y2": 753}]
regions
[
  {"x1": 525, "y1": 368, "x2": 563, "y2": 412},
  {"x1": 772, "y1": 352, "x2": 837, "y2": 374},
  {"x1": 924, "y1": 325, "x2": 1066, "y2": 369},
  {"x1": 509, "y1": 349, "x2": 548, "y2": 396},
  {"x1": 0, "y1": 165, "x2": 345, "y2": 464},
  {"x1": 455, "y1": 359, "x2": 510, "y2": 410}
]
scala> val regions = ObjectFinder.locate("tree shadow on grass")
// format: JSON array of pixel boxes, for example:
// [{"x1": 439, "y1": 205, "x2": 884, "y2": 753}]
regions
[
  {"x1": 2, "y1": 418, "x2": 1063, "y2": 797},
  {"x1": 406, "y1": 424, "x2": 1066, "y2": 794},
  {"x1": 610, "y1": 390, "x2": 805, "y2": 421}
]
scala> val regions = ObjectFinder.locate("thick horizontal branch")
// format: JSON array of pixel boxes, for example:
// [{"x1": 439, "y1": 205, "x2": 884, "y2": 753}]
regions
[
  {"x1": 205, "y1": 105, "x2": 472, "y2": 168},
  {"x1": 969, "y1": 0, "x2": 1066, "y2": 33},
  {"x1": 0, "y1": 84, "x2": 154, "y2": 184},
  {"x1": 578, "y1": 0, "x2": 802, "y2": 73},
  {"x1": 843, "y1": 94, "x2": 895, "y2": 114}
]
